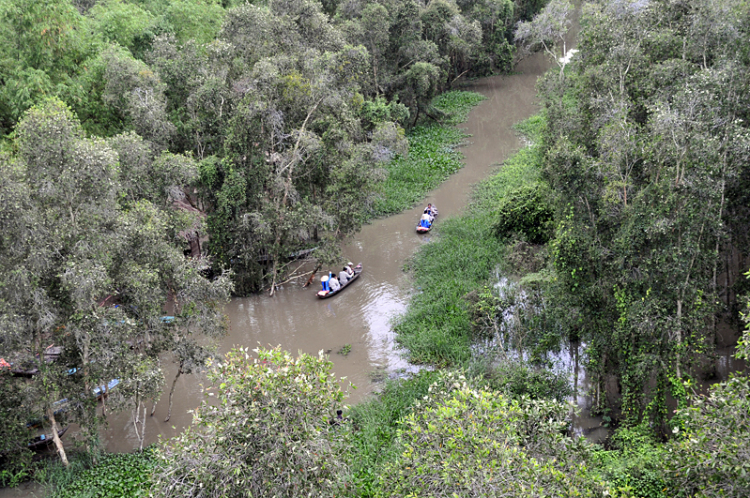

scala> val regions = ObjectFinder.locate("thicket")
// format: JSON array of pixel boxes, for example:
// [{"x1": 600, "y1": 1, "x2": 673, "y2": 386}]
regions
[
  {"x1": 0, "y1": 0, "x2": 547, "y2": 295},
  {"x1": 0, "y1": 0, "x2": 550, "y2": 481},
  {"x1": 535, "y1": 0, "x2": 750, "y2": 427}
]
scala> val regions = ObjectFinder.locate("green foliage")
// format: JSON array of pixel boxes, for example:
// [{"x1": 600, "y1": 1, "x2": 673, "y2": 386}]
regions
[
  {"x1": 592, "y1": 425, "x2": 671, "y2": 498},
  {"x1": 375, "y1": 371, "x2": 607, "y2": 497},
  {"x1": 347, "y1": 370, "x2": 442, "y2": 496},
  {"x1": 432, "y1": 90, "x2": 487, "y2": 124},
  {"x1": 152, "y1": 347, "x2": 350, "y2": 498},
  {"x1": 87, "y1": 0, "x2": 156, "y2": 55},
  {"x1": 493, "y1": 182, "x2": 553, "y2": 243},
  {"x1": 359, "y1": 96, "x2": 410, "y2": 130},
  {"x1": 164, "y1": 0, "x2": 225, "y2": 44},
  {"x1": 47, "y1": 451, "x2": 155, "y2": 498},
  {"x1": 479, "y1": 359, "x2": 572, "y2": 401},
  {"x1": 373, "y1": 125, "x2": 466, "y2": 216},
  {"x1": 393, "y1": 115, "x2": 543, "y2": 365},
  {"x1": 0, "y1": 371, "x2": 33, "y2": 483},
  {"x1": 665, "y1": 305, "x2": 750, "y2": 498},
  {"x1": 536, "y1": 0, "x2": 750, "y2": 425},
  {"x1": 372, "y1": 91, "x2": 484, "y2": 217},
  {"x1": 0, "y1": 98, "x2": 231, "y2": 465}
]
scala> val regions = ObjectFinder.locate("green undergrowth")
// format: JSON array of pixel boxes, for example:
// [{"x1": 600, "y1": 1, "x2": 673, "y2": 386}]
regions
[
  {"x1": 40, "y1": 450, "x2": 155, "y2": 498},
  {"x1": 371, "y1": 91, "x2": 485, "y2": 217},
  {"x1": 392, "y1": 114, "x2": 545, "y2": 366},
  {"x1": 347, "y1": 370, "x2": 442, "y2": 497}
]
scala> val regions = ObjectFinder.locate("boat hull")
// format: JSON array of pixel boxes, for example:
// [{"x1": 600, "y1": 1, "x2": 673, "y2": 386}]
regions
[{"x1": 317, "y1": 265, "x2": 362, "y2": 299}]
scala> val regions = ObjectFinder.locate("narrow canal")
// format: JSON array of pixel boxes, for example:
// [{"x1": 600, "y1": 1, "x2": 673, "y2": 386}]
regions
[{"x1": 99, "y1": 50, "x2": 553, "y2": 452}]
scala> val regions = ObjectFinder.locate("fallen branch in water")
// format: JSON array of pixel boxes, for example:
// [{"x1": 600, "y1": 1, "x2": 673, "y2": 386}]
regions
[
  {"x1": 264, "y1": 262, "x2": 315, "y2": 293},
  {"x1": 304, "y1": 264, "x2": 322, "y2": 287}
]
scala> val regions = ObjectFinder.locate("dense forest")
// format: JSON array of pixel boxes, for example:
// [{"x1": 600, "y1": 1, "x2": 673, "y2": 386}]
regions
[
  {"x1": 1, "y1": 0, "x2": 749, "y2": 496},
  {"x1": 0, "y1": 0, "x2": 540, "y2": 474}
]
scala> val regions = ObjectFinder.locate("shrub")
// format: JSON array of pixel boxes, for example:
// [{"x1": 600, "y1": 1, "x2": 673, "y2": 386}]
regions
[
  {"x1": 152, "y1": 347, "x2": 350, "y2": 498},
  {"x1": 493, "y1": 182, "x2": 553, "y2": 244},
  {"x1": 375, "y1": 372, "x2": 607, "y2": 498},
  {"x1": 592, "y1": 425, "x2": 670, "y2": 498}
]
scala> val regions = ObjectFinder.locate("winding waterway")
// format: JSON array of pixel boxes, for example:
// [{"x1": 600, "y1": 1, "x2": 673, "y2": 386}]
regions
[
  {"x1": 0, "y1": 48, "x2": 563, "y2": 497},
  {"x1": 93, "y1": 51, "x2": 552, "y2": 453}
]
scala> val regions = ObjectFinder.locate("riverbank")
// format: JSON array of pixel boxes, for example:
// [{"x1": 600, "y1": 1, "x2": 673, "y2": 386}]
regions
[{"x1": 371, "y1": 91, "x2": 485, "y2": 217}]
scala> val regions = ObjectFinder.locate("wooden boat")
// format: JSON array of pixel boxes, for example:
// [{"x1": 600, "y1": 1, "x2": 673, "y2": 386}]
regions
[
  {"x1": 317, "y1": 265, "x2": 362, "y2": 299},
  {"x1": 93, "y1": 378, "x2": 120, "y2": 400},
  {"x1": 6, "y1": 346, "x2": 63, "y2": 377},
  {"x1": 28, "y1": 426, "x2": 68, "y2": 451},
  {"x1": 416, "y1": 208, "x2": 438, "y2": 234}
]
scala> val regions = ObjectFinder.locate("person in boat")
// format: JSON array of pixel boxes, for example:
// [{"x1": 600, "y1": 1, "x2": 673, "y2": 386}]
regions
[
  {"x1": 425, "y1": 203, "x2": 436, "y2": 220},
  {"x1": 419, "y1": 213, "x2": 432, "y2": 229},
  {"x1": 339, "y1": 267, "x2": 350, "y2": 285},
  {"x1": 321, "y1": 275, "x2": 330, "y2": 293},
  {"x1": 329, "y1": 273, "x2": 341, "y2": 292},
  {"x1": 345, "y1": 262, "x2": 355, "y2": 278}
]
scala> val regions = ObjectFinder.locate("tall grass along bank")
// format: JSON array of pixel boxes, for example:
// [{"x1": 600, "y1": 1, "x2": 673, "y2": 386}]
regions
[
  {"x1": 371, "y1": 91, "x2": 485, "y2": 217},
  {"x1": 393, "y1": 115, "x2": 546, "y2": 366}
]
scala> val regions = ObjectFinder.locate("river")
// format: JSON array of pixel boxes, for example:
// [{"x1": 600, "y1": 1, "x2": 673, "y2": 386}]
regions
[
  {"x1": 0, "y1": 43, "x2": 561, "y2": 498},
  {"x1": 89, "y1": 50, "x2": 553, "y2": 453}
]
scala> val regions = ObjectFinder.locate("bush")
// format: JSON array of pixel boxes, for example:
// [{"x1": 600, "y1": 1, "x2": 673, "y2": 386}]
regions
[
  {"x1": 152, "y1": 347, "x2": 349, "y2": 498},
  {"x1": 347, "y1": 370, "x2": 442, "y2": 497},
  {"x1": 375, "y1": 372, "x2": 607, "y2": 498},
  {"x1": 481, "y1": 359, "x2": 573, "y2": 401},
  {"x1": 592, "y1": 425, "x2": 670, "y2": 498},
  {"x1": 493, "y1": 183, "x2": 553, "y2": 244}
]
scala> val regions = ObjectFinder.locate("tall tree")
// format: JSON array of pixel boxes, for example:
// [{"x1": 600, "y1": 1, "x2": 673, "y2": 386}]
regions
[{"x1": 0, "y1": 99, "x2": 231, "y2": 462}]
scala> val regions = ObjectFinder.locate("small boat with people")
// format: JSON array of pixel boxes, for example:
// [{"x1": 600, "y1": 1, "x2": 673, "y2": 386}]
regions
[
  {"x1": 317, "y1": 263, "x2": 362, "y2": 299},
  {"x1": 416, "y1": 203, "x2": 438, "y2": 233}
]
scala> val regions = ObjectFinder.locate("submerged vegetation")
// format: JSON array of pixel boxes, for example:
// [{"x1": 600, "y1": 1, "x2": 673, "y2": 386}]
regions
[{"x1": 2, "y1": 0, "x2": 750, "y2": 496}]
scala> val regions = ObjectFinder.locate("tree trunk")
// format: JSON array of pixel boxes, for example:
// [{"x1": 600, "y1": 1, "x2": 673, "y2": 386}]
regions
[
  {"x1": 47, "y1": 407, "x2": 69, "y2": 466},
  {"x1": 164, "y1": 364, "x2": 183, "y2": 422}
]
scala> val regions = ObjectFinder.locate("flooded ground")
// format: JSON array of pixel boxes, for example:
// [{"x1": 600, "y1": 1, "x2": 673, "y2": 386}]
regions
[{"x1": 97, "y1": 51, "x2": 552, "y2": 452}]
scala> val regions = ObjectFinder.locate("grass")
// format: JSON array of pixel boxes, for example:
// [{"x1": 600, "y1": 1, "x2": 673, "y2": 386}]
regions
[
  {"x1": 392, "y1": 114, "x2": 546, "y2": 366},
  {"x1": 35, "y1": 450, "x2": 155, "y2": 498},
  {"x1": 347, "y1": 370, "x2": 442, "y2": 497},
  {"x1": 371, "y1": 91, "x2": 485, "y2": 217}
]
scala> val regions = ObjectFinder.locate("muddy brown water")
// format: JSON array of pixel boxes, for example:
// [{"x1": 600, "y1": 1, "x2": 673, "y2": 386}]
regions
[{"x1": 92, "y1": 53, "x2": 552, "y2": 454}]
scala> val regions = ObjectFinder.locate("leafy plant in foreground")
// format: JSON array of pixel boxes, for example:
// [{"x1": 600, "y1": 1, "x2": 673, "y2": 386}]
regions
[
  {"x1": 152, "y1": 347, "x2": 350, "y2": 498},
  {"x1": 375, "y1": 372, "x2": 607, "y2": 498}
]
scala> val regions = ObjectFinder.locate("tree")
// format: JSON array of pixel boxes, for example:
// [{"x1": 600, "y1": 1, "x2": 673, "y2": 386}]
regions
[
  {"x1": 537, "y1": 0, "x2": 750, "y2": 424},
  {"x1": 514, "y1": 0, "x2": 572, "y2": 78},
  {"x1": 153, "y1": 347, "x2": 349, "y2": 498},
  {"x1": 667, "y1": 273, "x2": 750, "y2": 497},
  {"x1": 0, "y1": 98, "x2": 231, "y2": 463},
  {"x1": 88, "y1": 0, "x2": 156, "y2": 56},
  {"x1": 375, "y1": 372, "x2": 607, "y2": 497}
]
